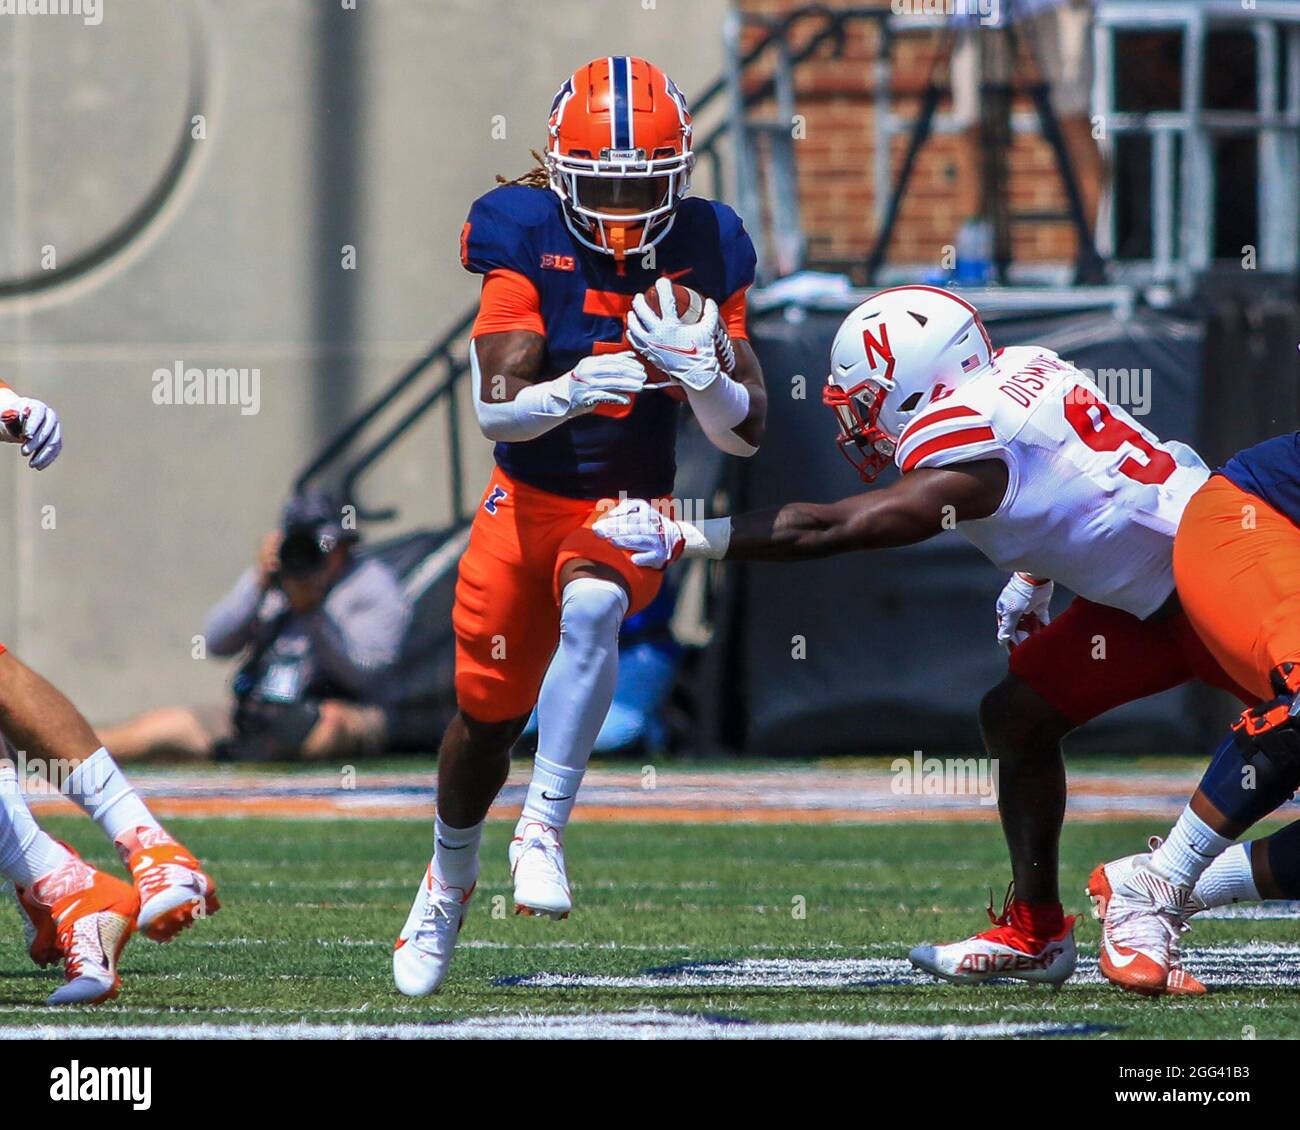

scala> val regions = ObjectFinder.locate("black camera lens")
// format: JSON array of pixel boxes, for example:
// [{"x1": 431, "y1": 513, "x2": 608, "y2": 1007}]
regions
[{"x1": 279, "y1": 529, "x2": 327, "y2": 577}]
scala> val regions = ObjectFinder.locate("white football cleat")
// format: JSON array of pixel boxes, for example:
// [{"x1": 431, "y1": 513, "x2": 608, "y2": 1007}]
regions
[
  {"x1": 1087, "y1": 849, "x2": 1206, "y2": 997},
  {"x1": 509, "y1": 822, "x2": 571, "y2": 920},
  {"x1": 909, "y1": 921, "x2": 1076, "y2": 987},
  {"x1": 392, "y1": 864, "x2": 472, "y2": 997},
  {"x1": 910, "y1": 886, "x2": 1077, "y2": 987}
]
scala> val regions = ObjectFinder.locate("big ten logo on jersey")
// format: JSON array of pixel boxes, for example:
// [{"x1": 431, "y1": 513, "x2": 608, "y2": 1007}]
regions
[
  {"x1": 582, "y1": 287, "x2": 638, "y2": 418},
  {"x1": 997, "y1": 354, "x2": 1071, "y2": 408}
]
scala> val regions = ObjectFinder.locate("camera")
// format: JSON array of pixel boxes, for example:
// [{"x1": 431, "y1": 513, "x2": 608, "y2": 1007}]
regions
[{"x1": 277, "y1": 527, "x2": 338, "y2": 579}]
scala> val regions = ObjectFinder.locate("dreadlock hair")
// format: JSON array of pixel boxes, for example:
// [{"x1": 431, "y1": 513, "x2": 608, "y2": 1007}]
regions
[{"x1": 496, "y1": 150, "x2": 550, "y2": 189}]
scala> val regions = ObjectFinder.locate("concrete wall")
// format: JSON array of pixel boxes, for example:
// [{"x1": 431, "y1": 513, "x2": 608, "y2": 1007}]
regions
[{"x1": 0, "y1": 0, "x2": 729, "y2": 720}]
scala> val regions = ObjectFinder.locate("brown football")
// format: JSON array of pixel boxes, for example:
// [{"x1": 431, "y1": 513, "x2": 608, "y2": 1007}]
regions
[{"x1": 643, "y1": 281, "x2": 705, "y2": 323}]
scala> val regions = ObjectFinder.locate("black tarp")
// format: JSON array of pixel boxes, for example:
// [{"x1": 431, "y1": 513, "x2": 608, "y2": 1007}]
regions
[{"x1": 732, "y1": 301, "x2": 1232, "y2": 757}]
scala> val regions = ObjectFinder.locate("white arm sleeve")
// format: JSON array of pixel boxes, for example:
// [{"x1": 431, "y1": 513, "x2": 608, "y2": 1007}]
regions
[
  {"x1": 470, "y1": 339, "x2": 576, "y2": 443},
  {"x1": 684, "y1": 375, "x2": 757, "y2": 458}
]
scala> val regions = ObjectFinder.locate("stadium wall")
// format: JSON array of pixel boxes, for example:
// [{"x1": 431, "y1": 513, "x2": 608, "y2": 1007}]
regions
[{"x1": 0, "y1": 0, "x2": 726, "y2": 723}]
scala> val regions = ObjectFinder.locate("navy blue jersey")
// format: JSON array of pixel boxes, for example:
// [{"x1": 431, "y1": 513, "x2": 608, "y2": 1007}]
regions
[
  {"x1": 1220, "y1": 432, "x2": 1300, "y2": 526},
  {"x1": 461, "y1": 185, "x2": 756, "y2": 500}
]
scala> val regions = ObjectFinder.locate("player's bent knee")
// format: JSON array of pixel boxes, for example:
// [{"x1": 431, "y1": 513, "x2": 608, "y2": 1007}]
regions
[
  {"x1": 457, "y1": 708, "x2": 530, "y2": 754},
  {"x1": 979, "y1": 675, "x2": 1072, "y2": 754},
  {"x1": 558, "y1": 576, "x2": 629, "y2": 649}
]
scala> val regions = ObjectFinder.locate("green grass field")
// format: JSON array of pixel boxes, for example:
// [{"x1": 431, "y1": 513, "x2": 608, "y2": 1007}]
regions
[{"x1": 2, "y1": 813, "x2": 1296, "y2": 1038}]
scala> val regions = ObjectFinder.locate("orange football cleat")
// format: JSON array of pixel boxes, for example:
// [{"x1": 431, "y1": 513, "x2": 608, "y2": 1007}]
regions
[
  {"x1": 14, "y1": 840, "x2": 84, "y2": 967},
  {"x1": 28, "y1": 856, "x2": 139, "y2": 1005},
  {"x1": 14, "y1": 884, "x2": 60, "y2": 968},
  {"x1": 117, "y1": 826, "x2": 220, "y2": 942},
  {"x1": 1088, "y1": 854, "x2": 1205, "y2": 997}
]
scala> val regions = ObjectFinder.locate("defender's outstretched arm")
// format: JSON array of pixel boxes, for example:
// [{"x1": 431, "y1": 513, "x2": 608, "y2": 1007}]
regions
[{"x1": 594, "y1": 459, "x2": 1008, "y2": 566}]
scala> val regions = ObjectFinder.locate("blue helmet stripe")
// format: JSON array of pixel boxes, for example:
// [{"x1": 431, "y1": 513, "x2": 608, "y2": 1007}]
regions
[{"x1": 611, "y1": 56, "x2": 632, "y2": 150}]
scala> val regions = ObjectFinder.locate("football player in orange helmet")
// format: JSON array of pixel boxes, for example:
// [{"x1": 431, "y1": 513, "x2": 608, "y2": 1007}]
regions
[{"x1": 394, "y1": 57, "x2": 767, "y2": 996}]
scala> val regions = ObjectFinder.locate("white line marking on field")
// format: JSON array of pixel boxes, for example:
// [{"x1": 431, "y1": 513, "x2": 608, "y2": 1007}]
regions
[
  {"x1": 501, "y1": 946, "x2": 1300, "y2": 991},
  {"x1": 0, "y1": 1010, "x2": 1098, "y2": 1041},
  {"x1": 1200, "y1": 901, "x2": 1300, "y2": 920}
]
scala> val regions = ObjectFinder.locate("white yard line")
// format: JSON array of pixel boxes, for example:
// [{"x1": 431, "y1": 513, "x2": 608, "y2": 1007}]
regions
[{"x1": 0, "y1": 1010, "x2": 1100, "y2": 1040}]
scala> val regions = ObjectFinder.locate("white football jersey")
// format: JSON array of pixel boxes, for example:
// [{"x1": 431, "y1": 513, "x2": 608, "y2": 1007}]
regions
[{"x1": 892, "y1": 346, "x2": 1209, "y2": 619}]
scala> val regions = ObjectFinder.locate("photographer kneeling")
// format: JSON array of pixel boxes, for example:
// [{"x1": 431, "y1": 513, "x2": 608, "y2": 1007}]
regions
[{"x1": 100, "y1": 491, "x2": 412, "y2": 762}]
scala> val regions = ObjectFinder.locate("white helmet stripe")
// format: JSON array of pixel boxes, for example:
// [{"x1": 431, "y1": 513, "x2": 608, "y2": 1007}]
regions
[
  {"x1": 624, "y1": 56, "x2": 635, "y2": 150},
  {"x1": 608, "y1": 55, "x2": 618, "y2": 150}
]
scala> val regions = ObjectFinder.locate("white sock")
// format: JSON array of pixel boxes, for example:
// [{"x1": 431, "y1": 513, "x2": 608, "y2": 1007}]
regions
[
  {"x1": 1151, "y1": 805, "x2": 1235, "y2": 888},
  {"x1": 62, "y1": 747, "x2": 161, "y2": 847},
  {"x1": 1193, "y1": 842, "x2": 1260, "y2": 907},
  {"x1": 519, "y1": 577, "x2": 626, "y2": 835},
  {"x1": 432, "y1": 815, "x2": 482, "y2": 894},
  {"x1": 520, "y1": 755, "x2": 586, "y2": 836},
  {"x1": 0, "y1": 762, "x2": 74, "y2": 887}
]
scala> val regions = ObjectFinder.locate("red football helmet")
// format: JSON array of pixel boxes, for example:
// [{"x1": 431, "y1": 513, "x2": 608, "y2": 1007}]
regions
[{"x1": 546, "y1": 56, "x2": 695, "y2": 262}]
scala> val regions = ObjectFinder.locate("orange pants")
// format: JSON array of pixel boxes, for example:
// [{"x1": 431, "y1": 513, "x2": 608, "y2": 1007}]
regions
[
  {"x1": 452, "y1": 466, "x2": 665, "y2": 723},
  {"x1": 1173, "y1": 474, "x2": 1300, "y2": 703}
]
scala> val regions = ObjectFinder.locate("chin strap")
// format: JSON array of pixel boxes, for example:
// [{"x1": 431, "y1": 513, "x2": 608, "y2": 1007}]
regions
[{"x1": 609, "y1": 225, "x2": 628, "y2": 274}]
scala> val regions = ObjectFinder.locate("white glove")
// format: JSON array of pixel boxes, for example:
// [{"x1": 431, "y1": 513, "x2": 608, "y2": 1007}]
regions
[
  {"x1": 472, "y1": 344, "x2": 647, "y2": 442},
  {"x1": 0, "y1": 391, "x2": 61, "y2": 470},
  {"x1": 626, "y1": 278, "x2": 725, "y2": 392},
  {"x1": 560, "y1": 352, "x2": 648, "y2": 413},
  {"x1": 594, "y1": 499, "x2": 732, "y2": 569},
  {"x1": 593, "y1": 498, "x2": 685, "y2": 570},
  {"x1": 995, "y1": 573, "x2": 1053, "y2": 653}
]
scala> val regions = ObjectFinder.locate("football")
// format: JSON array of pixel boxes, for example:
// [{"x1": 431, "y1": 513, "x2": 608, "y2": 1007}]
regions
[
  {"x1": 644, "y1": 280, "x2": 705, "y2": 323},
  {"x1": 635, "y1": 282, "x2": 708, "y2": 400}
]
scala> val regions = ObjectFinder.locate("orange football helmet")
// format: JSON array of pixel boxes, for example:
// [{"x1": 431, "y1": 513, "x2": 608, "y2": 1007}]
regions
[{"x1": 546, "y1": 56, "x2": 695, "y2": 261}]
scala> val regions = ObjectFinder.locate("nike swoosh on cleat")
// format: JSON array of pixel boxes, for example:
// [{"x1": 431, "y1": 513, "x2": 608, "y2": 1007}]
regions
[{"x1": 1102, "y1": 934, "x2": 1143, "y2": 969}]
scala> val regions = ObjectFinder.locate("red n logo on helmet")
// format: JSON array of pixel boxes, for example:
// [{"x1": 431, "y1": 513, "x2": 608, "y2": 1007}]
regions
[{"x1": 862, "y1": 323, "x2": 895, "y2": 383}]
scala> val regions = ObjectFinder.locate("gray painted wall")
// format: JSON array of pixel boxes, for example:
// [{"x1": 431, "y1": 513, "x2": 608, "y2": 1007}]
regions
[{"x1": 0, "y1": 0, "x2": 729, "y2": 720}]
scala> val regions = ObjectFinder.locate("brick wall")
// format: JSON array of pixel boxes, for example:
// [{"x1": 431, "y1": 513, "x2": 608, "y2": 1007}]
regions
[{"x1": 734, "y1": 0, "x2": 1084, "y2": 279}]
